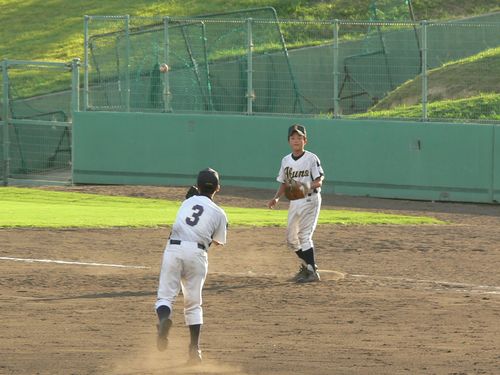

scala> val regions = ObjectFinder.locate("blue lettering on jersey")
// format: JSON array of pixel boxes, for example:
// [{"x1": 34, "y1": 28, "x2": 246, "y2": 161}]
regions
[
  {"x1": 284, "y1": 167, "x2": 310, "y2": 180},
  {"x1": 185, "y1": 205, "x2": 204, "y2": 226}
]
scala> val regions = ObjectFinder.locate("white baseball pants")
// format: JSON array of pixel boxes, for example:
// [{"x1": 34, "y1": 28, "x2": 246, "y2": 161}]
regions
[
  {"x1": 155, "y1": 241, "x2": 208, "y2": 326},
  {"x1": 286, "y1": 193, "x2": 321, "y2": 251}
]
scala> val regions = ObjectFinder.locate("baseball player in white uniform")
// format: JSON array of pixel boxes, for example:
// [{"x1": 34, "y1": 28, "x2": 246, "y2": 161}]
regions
[
  {"x1": 155, "y1": 168, "x2": 228, "y2": 364},
  {"x1": 268, "y1": 124, "x2": 324, "y2": 283}
]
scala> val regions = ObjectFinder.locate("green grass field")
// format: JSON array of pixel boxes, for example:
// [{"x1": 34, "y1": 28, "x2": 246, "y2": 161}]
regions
[{"x1": 0, "y1": 187, "x2": 442, "y2": 228}]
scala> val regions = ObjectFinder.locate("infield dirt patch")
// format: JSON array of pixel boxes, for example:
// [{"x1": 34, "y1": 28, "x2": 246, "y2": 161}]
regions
[{"x1": 1, "y1": 185, "x2": 499, "y2": 374}]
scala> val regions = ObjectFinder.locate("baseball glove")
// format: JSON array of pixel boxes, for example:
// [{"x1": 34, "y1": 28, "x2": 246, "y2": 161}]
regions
[
  {"x1": 185, "y1": 185, "x2": 199, "y2": 199},
  {"x1": 284, "y1": 179, "x2": 307, "y2": 201}
]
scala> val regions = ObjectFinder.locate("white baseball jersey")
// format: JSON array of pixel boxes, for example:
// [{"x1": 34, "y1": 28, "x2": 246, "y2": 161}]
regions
[
  {"x1": 277, "y1": 150, "x2": 323, "y2": 190},
  {"x1": 171, "y1": 195, "x2": 228, "y2": 249},
  {"x1": 156, "y1": 195, "x2": 228, "y2": 326},
  {"x1": 276, "y1": 150, "x2": 324, "y2": 252}
]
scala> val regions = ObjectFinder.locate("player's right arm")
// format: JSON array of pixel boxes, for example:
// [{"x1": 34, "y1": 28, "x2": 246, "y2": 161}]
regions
[
  {"x1": 268, "y1": 157, "x2": 288, "y2": 209},
  {"x1": 268, "y1": 183, "x2": 286, "y2": 209},
  {"x1": 211, "y1": 209, "x2": 228, "y2": 246}
]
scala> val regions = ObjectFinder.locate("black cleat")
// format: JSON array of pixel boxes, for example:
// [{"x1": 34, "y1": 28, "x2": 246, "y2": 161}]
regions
[
  {"x1": 288, "y1": 264, "x2": 308, "y2": 282},
  {"x1": 296, "y1": 264, "x2": 321, "y2": 283},
  {"x1": 156, "y1": 318, "x2": 172, "y2": 351}
]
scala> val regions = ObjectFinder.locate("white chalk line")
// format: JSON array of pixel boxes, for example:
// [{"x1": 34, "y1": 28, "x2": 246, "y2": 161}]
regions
[
  {"x1": 212, "y1": 270, "x2": 500, "y2": 295},
  {"x1": 209, "y1": 270, "x2": 499, "y2": 294},
  {"x1": 350, "y1": 273, "x2": 500, "y2": 295},
  {"x1": 1, "y1": 257, "x2": 497, "y2": 296},
  {"x1": 0, "y1": 256, "x2": 150, "y2": 269}
]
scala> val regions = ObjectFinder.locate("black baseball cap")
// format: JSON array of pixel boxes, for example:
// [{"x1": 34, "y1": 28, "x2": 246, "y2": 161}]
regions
[
  {"x1": 288, "y1": 124, "x2": 306, "y2": 138},
  {"x1": 197, "y1": 168, "x2": 220, "y2": 188}
]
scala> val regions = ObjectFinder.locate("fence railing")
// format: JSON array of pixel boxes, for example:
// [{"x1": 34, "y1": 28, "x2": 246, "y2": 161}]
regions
[
  {"x1": 0, "y1": 59, "x2": 80, "y2": 186},
  {"x1": 83, "y1": 15, "x2": 500, "y2": 122}
]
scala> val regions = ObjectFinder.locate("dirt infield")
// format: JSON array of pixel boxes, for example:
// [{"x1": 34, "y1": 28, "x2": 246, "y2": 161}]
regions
[{"x1": 1, "y1": 185, "x2": 499, "y2": 375}]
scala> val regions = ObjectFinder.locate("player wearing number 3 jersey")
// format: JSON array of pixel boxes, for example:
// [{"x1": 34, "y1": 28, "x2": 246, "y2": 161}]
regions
[{"x1": 155, "y1": 168, "x2": 228, "y2": 365}]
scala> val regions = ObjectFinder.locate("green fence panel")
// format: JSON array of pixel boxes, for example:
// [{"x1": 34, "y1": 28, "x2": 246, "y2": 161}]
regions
[
  {"x1": 494, "y1": 125, "x2": 500, "y2": 202},
  {"x1": 73, "y1": 112, "x2": 289, "y2": 187},
  {"x1": 73, "y1": 112, "x2": 498, "y2": 203},
  {"x1": 324, "y1": 120, "x2": 495, "y2": 202}
]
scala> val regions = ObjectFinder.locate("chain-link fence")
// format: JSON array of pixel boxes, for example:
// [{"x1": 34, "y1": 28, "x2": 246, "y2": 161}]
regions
[
  {"x1": 84, "y1": 8, "x2": 304, "y2": 114},
  {"x1": 84, "y1": 12, "x2": 500, "y2": 122},
  {"x1": 0, "y1": 60, "x2": 79, "y2": 186}
]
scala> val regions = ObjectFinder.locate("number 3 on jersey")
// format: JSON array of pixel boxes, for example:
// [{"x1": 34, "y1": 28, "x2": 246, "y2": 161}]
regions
[{"x1": 186, "y1": 205, "x2": 204, "y2": 226}]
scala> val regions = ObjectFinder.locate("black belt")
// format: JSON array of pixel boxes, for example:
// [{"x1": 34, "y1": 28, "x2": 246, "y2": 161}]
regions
[
  {"x1": 169, "y1": 239, "x2": 206, "y2": 250},
  {"x1": 308, "y1": 189, "x2": 319, "y2": 197}
]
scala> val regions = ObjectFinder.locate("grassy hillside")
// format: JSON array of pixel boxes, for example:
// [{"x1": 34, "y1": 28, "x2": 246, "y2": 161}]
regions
[
  {"x1": 1, "y1": 0, "x2": 499, "y2": 63},
  {"x1": 353, "y1": 94, "x2": 500, "y2": 121},
  {"x1": 369, "y1": 47, "x2": 500, "y2": 116},
  {"x1": 0, "y1": 0, "x2": 499, "y2": 120}
]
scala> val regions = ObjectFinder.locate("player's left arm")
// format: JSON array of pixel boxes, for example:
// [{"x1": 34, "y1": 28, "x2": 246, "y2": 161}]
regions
[
  {"x1": 310, "y1": 175, "x2": 324, "y2": 190},
  {"x1": 309, "y1": 156, "x2": 325, "y2": 190}
]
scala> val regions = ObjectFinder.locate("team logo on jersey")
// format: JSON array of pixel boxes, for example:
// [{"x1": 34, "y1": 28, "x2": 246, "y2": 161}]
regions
[{"x1": 284, "y1": 167, "x2": 310, "y2": 180}]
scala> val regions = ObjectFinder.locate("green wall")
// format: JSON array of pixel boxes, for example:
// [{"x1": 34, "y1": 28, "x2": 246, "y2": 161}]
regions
[
  {"x1": 73, "y1": 112, "x2": 500, "y2": 203},
  {"x1": 494, "y1": 126, "x2": 500, "y2": 201}
]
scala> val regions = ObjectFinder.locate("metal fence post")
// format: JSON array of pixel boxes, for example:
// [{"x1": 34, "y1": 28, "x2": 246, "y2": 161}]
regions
[
  {"x1": 83, "y1": 15, "x2": 89, "y2": 111},
  {"x1": 125, "y1": 15, "x2": 131, "y2": 112},
  {"x1": 421, "y1": 20, "x2": 428, "y2": 121},
  {"x1": 201, "y1": 22, "x2": 214, "y2": 111},
  {"x1": 333, "y1": 19, "x2": 340, "y2": 118},
  {"x1": 71, "y1": 58, "x2": 80, "y2": 185},
  {"x1": 2, "y1": 60, "x2": 10, "y2": 186},
  {"x1": 71, "y1": 58, "x2": 80, "y2": 113},
  {"x1": 246, "y1": 18, "x2": 254, "y2": 115},
  {"x1": 163, "y1": 16, "x2": 172, "y2": 113}
]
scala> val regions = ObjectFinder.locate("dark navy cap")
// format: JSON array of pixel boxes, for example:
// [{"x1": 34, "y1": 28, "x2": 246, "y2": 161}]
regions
[
  {"x1": 288, "y1": 124, "x2": 306, "y2": 138},
  {"x1": 197, "y1": 168, "x2": 219, "y2": 188}
]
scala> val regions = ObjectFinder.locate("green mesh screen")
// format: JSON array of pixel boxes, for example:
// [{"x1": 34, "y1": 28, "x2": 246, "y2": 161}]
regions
[
  {"x1": 338, "y1": 0, "x2": 420, "y2": 114},
  {"x1": 84, "y1": 11, "x2": 500, "y2": 121},
  {"x1": 88, "y1": 18, "x2": 212, "y2": 111},
  {"x1": 2, "y1": 62, "x2": 73, "y2": 182},
  {"x1": 86, "y1": 8, "x2": 303, "y2": 114}
]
